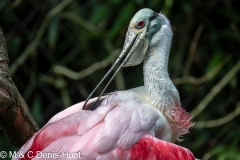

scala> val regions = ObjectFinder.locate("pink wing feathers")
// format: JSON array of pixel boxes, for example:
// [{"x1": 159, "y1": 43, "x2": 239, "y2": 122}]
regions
[
  {"x1": 128, "y1": 135, "x2": 195, "y2": 160},
  {"x1": 14, "y1": 91, "x2": 195, "y2": 160}
]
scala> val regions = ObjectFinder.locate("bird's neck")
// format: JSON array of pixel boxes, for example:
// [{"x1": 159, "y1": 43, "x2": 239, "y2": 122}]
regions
[
  {"x1": 143, "y1": 22, "x2": 180, "y2": 112},
  {"x1": 143, "y1": 14, "x2": 193, "y2": 143},
  {"x1": 143, "y1": 22, "x2": 184, "y2": 142}
]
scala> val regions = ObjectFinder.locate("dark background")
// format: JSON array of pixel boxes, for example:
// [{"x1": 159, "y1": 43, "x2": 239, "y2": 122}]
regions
[{"x1": 0, "y1": 0, "x2": 240, "y2": 159}]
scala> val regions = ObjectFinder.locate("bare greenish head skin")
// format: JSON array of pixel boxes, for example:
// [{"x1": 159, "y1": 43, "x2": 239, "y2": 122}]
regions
[
  {"x1": 129, "y1": 8, "x2": 161, "y2": 39},
  {"x1": 121, "y1": 8, "x2": 163, "y2": 67},
  {"x1": 130, "y1": 8, "x2": 155, "y2": 27}
]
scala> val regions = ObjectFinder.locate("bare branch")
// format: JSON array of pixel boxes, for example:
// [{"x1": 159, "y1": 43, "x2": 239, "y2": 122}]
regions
[
  {"x1": 193, "y1": 102, "x2": 240, "y2": 129},
  {"x1": 173, "y1": 54, "x2": 232, "y2": 85},
  {"x1": 190, "y1": 59, "x2": 240, "y2": 117},
  {"x1": 59, "y1": 12, "x2": 126, "y2": 90},
  {"x1": 39, "y1": 74, "x2": 71, "y2": 108},
  {"x1": 60, "y1": 12, "x2": 100, "y2": 32},
  {"x1": 53, "y1": 50, "x2": 119, "y2": 80},
  {"x1": 9, "y1": 0, "x2": 73, "y2": 75},
  {"x1": 0, "y1": 28, "x2": 39, "y2": 149},
  {"x1": 184, "y1": 23, "x2": 204, "y2": 77}
]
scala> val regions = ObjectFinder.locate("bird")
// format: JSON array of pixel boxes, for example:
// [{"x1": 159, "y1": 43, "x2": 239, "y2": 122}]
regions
[{"x1": 13, "y1": 8, "x2": 195, "y2": 160}]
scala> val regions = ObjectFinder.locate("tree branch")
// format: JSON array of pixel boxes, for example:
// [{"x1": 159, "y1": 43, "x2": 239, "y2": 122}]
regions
[
  {"x1": 52, "y1": 49, "x2": 119, "y2": 80},
  {"x1": 9, "y1": 0, "x2": 73, "y2": 75},
  {"x1": 183, "y1": 23, "x2": 204, "y2": 77},
  {"x1": 173, "y1": 54, "x2": 232, "y2": 85},
  {"x1": 190, "y1": 59, "x2": 240, "y2": 117},
  {"x1": 193, "y1": 102, "x2": 240, "y2": 129},
  {"x1": 0, "y1": 28, "x2": 39, "y2": 149},
  {"x1": 59, "y1": 12, "x2": 126, "y2": 90}
]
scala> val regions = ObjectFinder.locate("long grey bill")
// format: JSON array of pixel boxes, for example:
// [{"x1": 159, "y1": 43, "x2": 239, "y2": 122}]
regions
[
  {"x1": 82, "y1": 28, "x2": 137, "y2": 110},
  {"x1": 90, "y1": 37, "x2": 143, "y2": 110}
]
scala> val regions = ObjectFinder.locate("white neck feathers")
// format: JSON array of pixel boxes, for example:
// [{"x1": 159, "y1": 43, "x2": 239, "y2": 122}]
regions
[{"x1": 143, "y1": 14, "x2": 193, "y2": 142}]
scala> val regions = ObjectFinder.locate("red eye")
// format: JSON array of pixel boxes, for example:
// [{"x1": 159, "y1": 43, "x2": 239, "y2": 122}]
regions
[{"x1": 137, "y1": 20, "x2": 145, "y2": 27}]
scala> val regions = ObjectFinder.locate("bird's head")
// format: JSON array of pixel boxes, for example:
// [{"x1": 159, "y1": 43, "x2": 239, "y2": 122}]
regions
[
  {"x1": 129, "y1": 8, "x2": 161, "y2": 42},
  {"x1": 83, "y1": 8, "x2": 170, "y2": 110},
  {"x1": 121, "y1": 8, "x2": 163, "y2": 67}
]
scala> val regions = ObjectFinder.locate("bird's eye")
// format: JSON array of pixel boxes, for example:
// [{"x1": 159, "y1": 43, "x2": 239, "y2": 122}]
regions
[{"x1": 136, "y1": 20, "x2": 145, "y2": 28}]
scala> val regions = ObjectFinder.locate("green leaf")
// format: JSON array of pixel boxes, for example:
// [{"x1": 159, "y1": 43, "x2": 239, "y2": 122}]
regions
[
  {"x1": 8, "y1": 37, "x2": 22, "y2": 56},
  {"x1": 108, "y1": 2, "x2": 135, "y2": 39},
  {"x1": 205, "y1": 49, "x2": 223, "y2": 73},
  {"x1": 31, "y1": 94, "x2": 43, "y2": 125},
  {"x1": 161, "y1": 0, "x2": 173, "y2": 16},
  {"x1": 47, "y1": 17, "x2": 59, "y2": 49},
  {"x1": 90, "y1": 3, "x2": 113, "y2": 25},
  {"x1": 230, "y1": 75, "x2": 237, "y2": 89}
]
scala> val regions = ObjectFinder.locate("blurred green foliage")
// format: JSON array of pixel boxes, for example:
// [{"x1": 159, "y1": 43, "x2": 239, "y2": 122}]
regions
[{"x1": 0, "y1": 0, "x2": 240, "y2": 159}]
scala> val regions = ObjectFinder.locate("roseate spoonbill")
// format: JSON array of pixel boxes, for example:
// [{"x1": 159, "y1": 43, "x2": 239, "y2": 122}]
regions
[{"x1": 13, "y1": 8, "x2": 195, "y2": 160}]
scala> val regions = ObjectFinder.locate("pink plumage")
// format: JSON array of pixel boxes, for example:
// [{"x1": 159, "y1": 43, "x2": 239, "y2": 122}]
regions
[
  {"x1": 14, "y1": 90, "x2": 194, "y2": 160},
  {"x1": 129, "y1": 135, "x2": 194, "y2": 160},
  {"x1": 13, "y1": 8, "x2": 196, "y2": 160}
]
